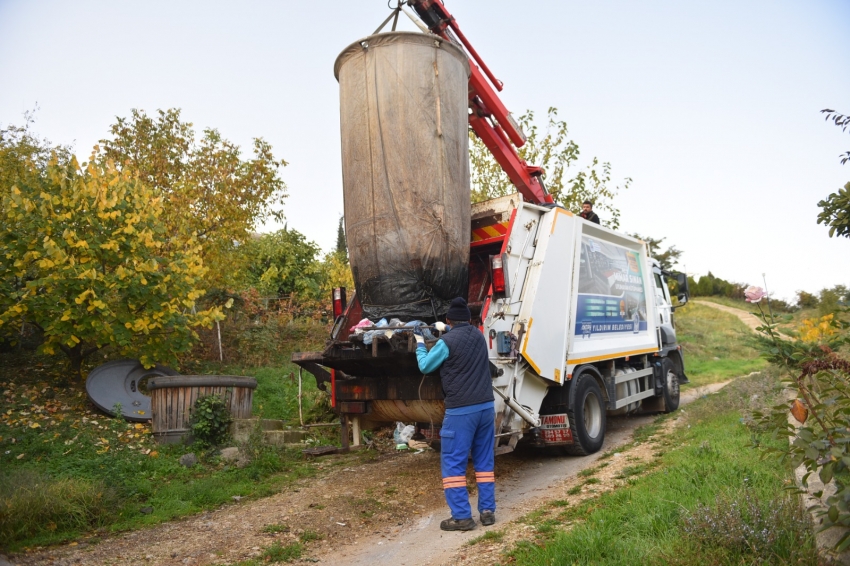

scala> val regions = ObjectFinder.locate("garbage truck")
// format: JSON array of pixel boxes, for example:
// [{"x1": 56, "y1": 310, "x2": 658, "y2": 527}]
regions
[{"x1": 293, "y1": 0, "x2": 690, "y2": 456}]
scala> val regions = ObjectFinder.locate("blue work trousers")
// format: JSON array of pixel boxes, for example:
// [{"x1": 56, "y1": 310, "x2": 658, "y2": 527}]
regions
[{"x1": 440, "y1": 408, "x2": 496, "y2": 519}]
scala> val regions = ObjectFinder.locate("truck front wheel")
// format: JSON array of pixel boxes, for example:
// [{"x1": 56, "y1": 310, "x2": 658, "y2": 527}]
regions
[
  {"x1": 661, "y1": 357, "x2": 681, "y2": 413},
  {"x1": 566, "y1": 371, "x2": 606, "y2": 456}
]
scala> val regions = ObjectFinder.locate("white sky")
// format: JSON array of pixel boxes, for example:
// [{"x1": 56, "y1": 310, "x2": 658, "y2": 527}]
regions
[{"x1": 1, "y1": 0, "x2": 848, "y2": 302}]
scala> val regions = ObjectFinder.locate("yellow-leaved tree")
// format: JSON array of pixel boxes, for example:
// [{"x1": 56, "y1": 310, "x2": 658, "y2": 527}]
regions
[
  {"x1": 99, "y1": 109, "x2": 288, "y2": 288},
  {"x1": 0, "y1": 152, "x2": 225, "y2": 378}
]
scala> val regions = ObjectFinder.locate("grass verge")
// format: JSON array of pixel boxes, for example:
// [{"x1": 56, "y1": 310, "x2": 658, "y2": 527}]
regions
[
  {"x1": 676, "y1": 302, "x2": 766, "y2": 385},
  {"x1": 501, "y1": 370, "x2": 818, "y2": 565}
]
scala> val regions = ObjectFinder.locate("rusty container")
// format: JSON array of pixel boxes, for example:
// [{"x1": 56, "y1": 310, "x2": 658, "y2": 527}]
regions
[
  {"x1": 147, "y1": 376, "x2": 257, "y2": 444},
  {"x1": 335, "y1": 32, "x2": 472, "y2": 320}
]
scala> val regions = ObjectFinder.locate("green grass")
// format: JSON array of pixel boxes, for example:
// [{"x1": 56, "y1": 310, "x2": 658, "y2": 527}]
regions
[
  {"x1": 468, "y1": 529, "x2": 506, "y2": 545},
  {"x1": 503, "y1": 370, "x2": 818, "y2": 566},
  {"x1": 676, "y1": 302, "x2": 767, "y2": 385},
  {"x1": 0, "y1": 342, "x2": 337, "y2": 551}
]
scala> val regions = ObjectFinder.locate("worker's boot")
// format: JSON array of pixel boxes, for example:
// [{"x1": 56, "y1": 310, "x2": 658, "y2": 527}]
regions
[
  {"x1": 480, "y1": 511, "x2": 496, "y2": 526},
  {"x1": 440, "y1": 517, "x2": 476, "y2": 531}
]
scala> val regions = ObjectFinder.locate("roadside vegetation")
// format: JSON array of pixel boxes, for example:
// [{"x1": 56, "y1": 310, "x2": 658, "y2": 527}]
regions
[
  {"x1": 0, "y1": 343, "x2": 340, "y2": 552},
  {"x1": 483, "y1": 370, "x2": 818, "y2": 565},
  {"x1": 675, "y1": 302, "x2": 766, "y2": 385}
]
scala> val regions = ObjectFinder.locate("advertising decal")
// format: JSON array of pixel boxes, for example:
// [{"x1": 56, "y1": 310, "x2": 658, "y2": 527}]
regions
[{"x1": 575, "y1": 236, "x2": 648, "y2": 338}]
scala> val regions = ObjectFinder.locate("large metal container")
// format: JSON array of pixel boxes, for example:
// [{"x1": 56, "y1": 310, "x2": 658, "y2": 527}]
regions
[{"x1": 335, "y1": 32, "x2": 471, "y2": 320}]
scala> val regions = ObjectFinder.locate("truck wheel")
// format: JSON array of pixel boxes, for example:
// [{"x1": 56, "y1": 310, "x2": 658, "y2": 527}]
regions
[
  {"x1": 661, "y1": 357, "x2": 680, "y2": 413},
  {"x1": 566, "y1": 372, "x2": 606, "y2": 456}
]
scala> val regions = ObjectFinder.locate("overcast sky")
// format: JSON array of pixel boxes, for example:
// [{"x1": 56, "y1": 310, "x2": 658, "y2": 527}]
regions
[{"x1": 1, "y1": 0, "x2": 848, "y2": 301}]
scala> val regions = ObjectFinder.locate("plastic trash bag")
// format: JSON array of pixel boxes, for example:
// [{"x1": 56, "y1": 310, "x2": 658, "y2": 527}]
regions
[
  {"x1": 349, "y1": 318, "x2": 372, "y2": 334},
  {"x1": 394, "y1": 422, "x2": 415, "y2": 449},
  {"x1": 362, "y1": 318, "x2": 389, "y2": 345}
]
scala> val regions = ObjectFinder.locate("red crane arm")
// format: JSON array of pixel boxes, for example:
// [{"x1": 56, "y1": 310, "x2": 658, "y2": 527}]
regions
[{"x1": 409, "y1": 0, "x2": 554, "y2": 205}]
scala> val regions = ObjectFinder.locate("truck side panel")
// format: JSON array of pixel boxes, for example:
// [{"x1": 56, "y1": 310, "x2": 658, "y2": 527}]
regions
[{"x1": 565, "y1": 223, "x2": 660, "y2": 373}]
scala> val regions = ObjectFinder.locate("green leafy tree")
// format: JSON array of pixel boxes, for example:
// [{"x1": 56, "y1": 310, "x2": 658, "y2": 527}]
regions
[
  {"x1": 0, "y1": 115, "x2": 71, "y2": 201},
  {"x1": 242, "y1": 228, "x2": 324, "y2": 299},
  {"x1": 629, "y1": 233, "x2": 683, "y2": 271},
  {"x1": 0, "y1": 153, "x2": 224, "y2": 378},
  {"x1": 817, "y1": 109, "x2": 850, "y2": 238},
  {"x1": 335, "y1": 216, "x2": 348, "y2": 261},
  {"x1": 99, "y1": 109, "x2": 288, "y2": 286},
  {"x1": 469, "y1": 107, "x2": 630, "y2": 229},
  {"x1": 796, "y1": 290, "x2": 819, "y2": 309}
]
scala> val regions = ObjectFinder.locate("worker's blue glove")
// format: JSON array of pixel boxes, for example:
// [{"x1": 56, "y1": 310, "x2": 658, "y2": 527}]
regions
[{"x1": 412, "y1": 325, "x2": 425, "y2": 346}]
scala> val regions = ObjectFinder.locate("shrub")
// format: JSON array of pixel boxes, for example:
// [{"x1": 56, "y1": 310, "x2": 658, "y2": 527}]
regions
[
  {"x1": 190, "y1": 394, "x2": 232, "y2": 447},
  {"x1": 0, "y1": 469, "x2": 117, "y2": 546},
  {"x1": 681, "y1": 491, "x2": 812, "y2": 562}
]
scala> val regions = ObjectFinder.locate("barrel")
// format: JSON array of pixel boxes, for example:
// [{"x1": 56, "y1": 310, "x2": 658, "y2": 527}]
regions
[
  {"x1": 147, "y1": 376, "x2": 257, "y2": 444},
  {"x1": 335, "y1": 32, "x2": 471, "y2": 320}
]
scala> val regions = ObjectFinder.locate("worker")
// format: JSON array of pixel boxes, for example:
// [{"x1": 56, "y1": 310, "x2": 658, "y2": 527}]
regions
[
  {"x1": 414, "y1": 297, "x2": 496, "y2": 531},
  {"x1": 579, "y1": 200, "x2": 600, "y2": 224}
]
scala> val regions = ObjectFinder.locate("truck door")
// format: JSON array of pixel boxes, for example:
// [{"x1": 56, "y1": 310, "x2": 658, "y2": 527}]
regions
[{"x1": 653, "y1": 268, "x2": 672, "y2": 327}]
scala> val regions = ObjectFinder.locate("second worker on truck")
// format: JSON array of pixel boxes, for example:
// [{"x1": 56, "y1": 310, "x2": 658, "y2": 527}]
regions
[{"x1": 414, "y1": 297, "x2": 496, "y2": 531}]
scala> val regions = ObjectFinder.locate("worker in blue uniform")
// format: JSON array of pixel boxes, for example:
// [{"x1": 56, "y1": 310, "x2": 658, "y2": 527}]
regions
[{"x1": 414, "y1": 297, "x2": 496, "y2": 531}]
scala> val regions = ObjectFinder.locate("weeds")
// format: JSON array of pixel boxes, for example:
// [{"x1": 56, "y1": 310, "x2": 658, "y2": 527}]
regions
[
  {"x1": 261, "y1": 541, "x2": 303, "y2": 562},
  {"x1": 467, "y1": 529, "x2": 505, "y2": 545},
  {"x1": 677, "y1": 491, "x2": 813, "y2": 564},
  {"x1": 299, "y1": 530, "x2": 321, "y2": 543},
  {"x1": 262, "y1": 524, "x2": 290, "y2": 534},
  {"x1": 0, "y1": 469, "x2": 117, "y2": 546}
]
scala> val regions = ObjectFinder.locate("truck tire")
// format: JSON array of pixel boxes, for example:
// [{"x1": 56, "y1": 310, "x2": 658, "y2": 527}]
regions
[
  {"x1": 661, "y1": 357, "x2": 680, "y2": 413},
  {"x1": 566, "y1": 371, "x2": 606, "y2": 456}
]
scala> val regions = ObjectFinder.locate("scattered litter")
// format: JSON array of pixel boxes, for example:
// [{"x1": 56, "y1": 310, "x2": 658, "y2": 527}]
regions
[
  {"x1": 336, "y1": 522, "x2": 346, "y2": 526},
  {"x1": 408, "y1": 439, "x2": 430, "y2": 450}
]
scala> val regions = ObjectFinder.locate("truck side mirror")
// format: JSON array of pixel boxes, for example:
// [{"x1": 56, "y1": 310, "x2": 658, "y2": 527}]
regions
[{"x1": 674, "y1": 273, "x2": 689, "y2": 309}]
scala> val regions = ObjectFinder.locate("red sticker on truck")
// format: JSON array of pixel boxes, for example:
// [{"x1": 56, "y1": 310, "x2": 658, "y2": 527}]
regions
[{"x1": 539, "y1": 414, "x2": 573, "y2": 444}]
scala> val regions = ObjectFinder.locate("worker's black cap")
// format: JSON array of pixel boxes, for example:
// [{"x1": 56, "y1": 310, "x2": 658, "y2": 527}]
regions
[{"x1": 446, "y1": 297, "x2": 471, "y2": 322}]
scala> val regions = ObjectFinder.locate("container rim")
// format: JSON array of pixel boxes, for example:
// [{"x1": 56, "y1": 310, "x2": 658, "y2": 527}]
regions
[
  {"x1": 334, "y1": 31, "x2": 471, "y2": 81},
  {"x1": 147, "y1": 375, "x2": 258, "y2": 390}
]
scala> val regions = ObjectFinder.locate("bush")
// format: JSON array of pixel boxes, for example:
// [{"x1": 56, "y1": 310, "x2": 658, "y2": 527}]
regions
[
  {"x1": 190, "y1": 394, "x2": 232, "y2": 447},
  {"x1": 0, "y1": 470, "x2": 117, "y2": 546},
  {"x1": 682, "y1": 491, "x2": 812, "y2": 561}
]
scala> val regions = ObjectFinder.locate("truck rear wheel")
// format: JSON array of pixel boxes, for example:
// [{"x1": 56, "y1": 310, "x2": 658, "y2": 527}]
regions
[
  {"x1": 566, "y1": 371, "x2": 606, "y2": 456},
  {"x1": 661, "y1": 357, "x2": 680, "y2": 413}
]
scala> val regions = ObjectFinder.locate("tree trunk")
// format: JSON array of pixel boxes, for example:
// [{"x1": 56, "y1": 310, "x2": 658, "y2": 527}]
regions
[{"x1": 59, "y1": 342, "x2": 85, "y2": 381}]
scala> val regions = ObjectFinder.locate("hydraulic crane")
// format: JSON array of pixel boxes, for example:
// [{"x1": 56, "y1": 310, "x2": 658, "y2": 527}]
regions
[{"x1": 407, "y1": 0, "x2": 555, "y2": 205}]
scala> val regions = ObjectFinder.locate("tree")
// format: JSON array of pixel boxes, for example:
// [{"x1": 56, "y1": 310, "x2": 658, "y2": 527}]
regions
[
  {"x1": 796, "y1": 290, "x2": 819, "y2": 309},
  {"x1": 0, "y1": 153, "x2": 224, "y2": 378},
  {"x1": 469, "y1": 107, "x2": 630, "y2": 229},
  {"x1": 242, "y1": 228, "x2": 324, "y2": 299},
  {"x1": 0, "y1": 114, "x2": 71, "y2": 201},
  {"x1": 817, "y1": 109, "x2": 850, "y2": 238},
  {"x1": 628, "y1": 233, "x2": 683, "y2": 271},
  {"x1": 335, "y1": 216, "x2": 348, "y2": 261},
  {"x1": 99, "y1": 109, "x2": 288, "y2": 286}
]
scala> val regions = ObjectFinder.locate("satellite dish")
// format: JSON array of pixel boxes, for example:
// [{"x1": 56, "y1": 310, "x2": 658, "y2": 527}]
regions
[{"x1": 85, "y1": 359, "x2": 178, "y2": 422}]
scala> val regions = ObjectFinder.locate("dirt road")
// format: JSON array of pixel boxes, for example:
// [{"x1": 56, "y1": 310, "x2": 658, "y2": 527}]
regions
[{"x1": 15, "y1": 382, "x2": 729, "y2": 566}]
